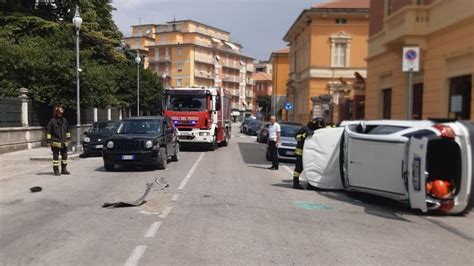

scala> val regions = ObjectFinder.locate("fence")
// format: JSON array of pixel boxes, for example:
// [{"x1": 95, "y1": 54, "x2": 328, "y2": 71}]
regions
[{"x1": 0, "y1": 97, "x2": 22, "y2": 127}]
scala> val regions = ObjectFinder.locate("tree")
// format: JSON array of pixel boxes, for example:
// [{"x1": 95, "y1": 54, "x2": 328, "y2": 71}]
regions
[{"x1": 256, "y1": 95, "x2": 271, "y2": 120}]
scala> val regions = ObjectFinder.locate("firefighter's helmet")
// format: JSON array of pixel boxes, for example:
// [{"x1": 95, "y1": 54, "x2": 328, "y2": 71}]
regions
[
  {"x1": 55, "y1": 106, "x2": 64, "y2": 115},
  {"x1": 308, "y1": 117, "x2": 325, "y2": 130}
]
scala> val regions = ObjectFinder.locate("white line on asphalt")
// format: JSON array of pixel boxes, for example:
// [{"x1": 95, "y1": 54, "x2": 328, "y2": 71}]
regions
[
  {"x1": 144, "y1": 221, "x2": 162, "y2": 238},
  {"x1": 158, "y1": 206, "x2": 173, "y2": 218},
  {"x1": 177, "y1": 152, "x2": 204, "y2": 190},
  {"x1": 171, "y1": 194, "x2": 180, "y2": 201},
  {"x1": 124, "y1": 245, "x2": 147, "y2": 266},
  {"x1": 283, "y1": 165, "x2": 293, "y2": 175}
]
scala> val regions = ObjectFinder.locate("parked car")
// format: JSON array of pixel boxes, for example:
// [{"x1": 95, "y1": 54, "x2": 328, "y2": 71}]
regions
[
  {"x1": 303, "y1": 119, "x2": 474, "y2": 214},
  {"x1": 245, "y1": 120, "x2": 262, "y2": 135},
  {"x1": 240, "y1": 118, "x2": 254, "y2": 133},
  {"x1": 257, "y1": 123, "x2": 270, "y2": 143},
  {"x1": 102, "y1": 116, "x2": 179, "y2": 171},
  {"x1": 266, "y1": 122, "x2": 303, "y2": 161},
  {"x1": 82, "y1": 121, "x2": 119, "y2": 157}
]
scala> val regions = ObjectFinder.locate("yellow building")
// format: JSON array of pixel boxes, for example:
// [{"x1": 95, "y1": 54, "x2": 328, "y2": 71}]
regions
[
  {"x1": 123, "y1": 20, "x2": 255, "y2": 116},
  {"x1": 366, "y1": 0, "x2": 474, "y2": 120},
  {"x1": 269, "y1": 48, "x2": 289, "y2": 120},
  {"x1": 283, "y1": 0, "x2": 370, "y2": 124}
]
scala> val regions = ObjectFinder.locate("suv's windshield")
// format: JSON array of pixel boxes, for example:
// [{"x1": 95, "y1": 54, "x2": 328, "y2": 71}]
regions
[
  {"x1": 117, "y1": 120, "x2": 161, "y2": 135},
  {"x1": 169, "y1": 95, "x2": 207, "y2": 111},
  {"x1": 280, "y1": 125, "x2": 300, "y2": 137},
  {"x1": 89, "y1": 122, "x2": 119, "y2": 134}
]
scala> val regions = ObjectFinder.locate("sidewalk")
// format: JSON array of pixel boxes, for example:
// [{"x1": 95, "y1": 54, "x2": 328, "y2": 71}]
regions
[{"x1": 0, "y1": 147, "x2": 81, "y2": 180}]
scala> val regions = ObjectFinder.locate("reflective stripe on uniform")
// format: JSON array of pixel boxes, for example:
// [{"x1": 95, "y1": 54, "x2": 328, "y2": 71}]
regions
[
  {"x1": 295, "y1": 148, "x2": 303, "y2": 156},
  {"x1": 295, "y1": 133, "x2": 306, "y2": 141},
  {"x1": 293, "y1": 171, "x2": 300, "y2": 177},
  {"x1": 50, "y1": 142, "x2": 62, "y2": 148},
  {"x1": 52, "y1": 160, "x2": 60, "y2": 166},
  {"x1": 66, "y1": 132, "x2": 71, "y2": 138},
  {"x1": 61, "y1": 160, "x2": 67, "y2": 165},
  {"x1": 47, "y1": 134, "x2": 52, "y2": 140}
]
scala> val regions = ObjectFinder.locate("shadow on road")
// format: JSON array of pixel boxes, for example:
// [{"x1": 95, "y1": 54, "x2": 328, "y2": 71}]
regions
[
  {"x1": 95, "y1": 166, "x2": 157, "y2": 173},
  {"x1": 237, "y1": 142, "x2": 268, "y2": 165}
]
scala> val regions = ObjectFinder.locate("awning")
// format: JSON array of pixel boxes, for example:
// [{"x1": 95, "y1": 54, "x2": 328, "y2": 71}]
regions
[
  {"x1": 231, "y1": 111, "x2": 240, "y2": 116},
  {"x1": 225, "y1": 42, "x2": 240, "y2": 51},
  {"x1": 211, "y1": 38, "x2": 222, "y2": 44}
]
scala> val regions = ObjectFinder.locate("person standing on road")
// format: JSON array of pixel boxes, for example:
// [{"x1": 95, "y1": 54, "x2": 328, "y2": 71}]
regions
[
  {"x1": 293, "y1": 117, "x2": 325, "y2": 189},
  {"x1": 267, "y1": 115, "x2": 281, "y2": 170},
  {"x1": 46, "y1": 106, "x2": 71, "y2": 176}
]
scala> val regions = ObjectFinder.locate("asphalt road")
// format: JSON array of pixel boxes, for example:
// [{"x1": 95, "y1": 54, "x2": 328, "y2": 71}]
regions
[{"x1": 1, "y1": 124, "x2": 473, "y2": 265}]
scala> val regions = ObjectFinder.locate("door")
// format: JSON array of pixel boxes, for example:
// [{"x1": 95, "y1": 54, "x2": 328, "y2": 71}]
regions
[
  {"x1": 407, "y1": 137, "x2": 428, "y2": 212},
  {"x1": 344, "y1": 125, "x2": 408, "y2": 198}
]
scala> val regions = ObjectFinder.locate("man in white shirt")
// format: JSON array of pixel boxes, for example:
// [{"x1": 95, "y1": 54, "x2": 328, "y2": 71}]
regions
[{"x1": 267, "y1": 115, "x2": 281, "y2": 170}]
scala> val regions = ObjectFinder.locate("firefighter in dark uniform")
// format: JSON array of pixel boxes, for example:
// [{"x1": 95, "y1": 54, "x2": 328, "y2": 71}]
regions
[
  {"x1": 47, "y1": 106, "x2": 71, "y2": 176},
  {"x1": 293, "y1": 117, "x2": 325, "y2": 189}
]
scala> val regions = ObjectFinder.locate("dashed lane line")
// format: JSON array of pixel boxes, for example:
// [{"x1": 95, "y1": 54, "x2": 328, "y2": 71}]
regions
[
  {"x1": 171, "y1": 194, "x2": 180, "y2": 201},
  {"x1": 177, "y1": 152, "x2": 204, "y2": 190},
  {"x1": 144, "y1": 221, "x2": 163, "y2": 238},
  {"x1": 158, "y1": 206, "x2": 173, "y2": 219},
  {"x1": 124, "y1": 245, "x2": 147, "y2": 266}
]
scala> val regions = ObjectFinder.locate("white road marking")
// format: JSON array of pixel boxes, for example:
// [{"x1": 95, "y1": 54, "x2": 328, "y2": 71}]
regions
[
  {"x1": 140, "y1": 211, "x2": 161, "y2": 215},
  {"x1": 283, "y1": 165, "x2": 293, "y2": 175},
  {"x1": 144, "y1": 221, "x2": 162, "y2": 238},
  {"x1": 171, "y1": 194, "x2": 180, "y2": 201},
  {"x1": 177, "y1": 152, "x2": 204, "y2": 190},
  {"x1": 124, "y1": 245, "x2": 147, "y2": 266},
  {"x1": 159, "y1": 206, "x2": 173, "y2": 218}
]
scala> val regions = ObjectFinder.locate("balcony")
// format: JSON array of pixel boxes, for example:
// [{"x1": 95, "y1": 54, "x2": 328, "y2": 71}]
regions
[
  {"x1": 222, "y1": 61, "x2": 240, "y2": 70},
  {"x1": 246, "y1": 65, "x2": 255, "y2": 72},
  {"x1": 194, "y1": 57, "x2": 215, "y2": 65},
  {"x1": 149, "y1": 56, "x2": 171, "y2": 63},
  {"x1": 194, "y1": 70, "x2": 214, "y2": 80},
  {"x1": 231, "y1": 89, "x2": 239, "y2": 97},
  {"x1": 231, "y1": 103, "x2": 240, "y2": 110},
  {"x1": 222, "y1": 75, "x2": 241, "y2": 83},
  {"x1": 245, "y1": 90, "x2": 254, "y2": 98},
  {"x1": 383, "y1": 6, "x2": 429, "y2": 47}
]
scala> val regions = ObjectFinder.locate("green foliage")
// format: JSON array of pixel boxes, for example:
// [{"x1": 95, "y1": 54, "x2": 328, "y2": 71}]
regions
[{"x1": 0, "y1": 0, "x2": 163, "y2": 113}]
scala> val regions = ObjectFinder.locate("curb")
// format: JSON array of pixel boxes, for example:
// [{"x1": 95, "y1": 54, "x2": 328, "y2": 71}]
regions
[{"x1": 30, "y1": 153, "x2": 81, "y2": 161}]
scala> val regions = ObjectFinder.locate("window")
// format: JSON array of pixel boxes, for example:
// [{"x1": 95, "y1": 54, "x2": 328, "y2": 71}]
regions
[
  {"x1": 387, "y1": 0, "x2": 393, "y2": 16},
  {"x1": 413, "y1": 83, "x2": 423, "y2": 120},
  {"x1": 177, "y1": 63, "x2": 183, "y2": 72},
  {"x1": 416, "y1": 0, "x2": 423, "y2": 5},
  {"x1": 176, "y1": 78, "x2": 182, "y2": 87},
  {"x1": 449, "y1": 75, "x2": 472, "y2": 120},
  {"x1": 336, "y1": 18, "x2": 347, "y2": 24},
  {"x1": 382, "y1": 88, "x2": 392, "y2": 119},
  {"x1": 258, "y1": 84, "x2": 264, "y2": 92},
  {"x1": 177, "y1": 47, "x2": 183, "y2": 56},
  {"x1": 165, "y1": 47, "x2": 169, "y2": 57},
  {"x1": 332, "y1": 43, "x2": 347, "y2": 67}
]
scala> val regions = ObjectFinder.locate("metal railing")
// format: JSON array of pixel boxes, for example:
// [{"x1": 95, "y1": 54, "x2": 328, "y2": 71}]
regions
[
  {"x1": 0, "y1": 97, "x2": 22, "y2": 127},
  {"x1": 194, "y1": 70, "x2": 214, "y2": 79}
]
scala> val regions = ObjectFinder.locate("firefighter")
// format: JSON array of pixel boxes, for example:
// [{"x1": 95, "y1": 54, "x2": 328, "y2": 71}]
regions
[
  {"x1": 293, "y1": 117, "x2": 325, "y2": 189},
  {"x1": 47, "y1": 106, "x2": 71, "y2": 176}
]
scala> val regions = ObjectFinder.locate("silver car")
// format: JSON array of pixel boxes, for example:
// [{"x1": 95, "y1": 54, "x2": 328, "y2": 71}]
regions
[{"x1": 266, "y1": 122, "x2": 303, "y2": 161}]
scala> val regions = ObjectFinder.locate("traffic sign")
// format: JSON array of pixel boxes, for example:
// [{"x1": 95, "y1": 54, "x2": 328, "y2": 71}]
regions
[
  {"x1": 284, "y1": 102, "x2": 293, "y2": 110},
  {"x1": 402, "y1": 47, "x2": 420, "y2": 72}
]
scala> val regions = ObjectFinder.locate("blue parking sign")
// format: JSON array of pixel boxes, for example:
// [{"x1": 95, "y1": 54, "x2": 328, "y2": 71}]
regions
[{"x1": 284, "y1": 102, "x2": 293, "y2": 110}]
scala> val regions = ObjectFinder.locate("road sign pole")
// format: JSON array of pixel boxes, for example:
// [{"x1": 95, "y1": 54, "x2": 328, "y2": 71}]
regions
[{"x1": 407, "y1": 70, "x2": 414, "y2": 120}]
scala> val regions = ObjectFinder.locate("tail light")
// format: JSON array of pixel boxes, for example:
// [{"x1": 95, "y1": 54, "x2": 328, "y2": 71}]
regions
[{"x1": 432, "y1": 124, "x2": 456, "y2": 139}]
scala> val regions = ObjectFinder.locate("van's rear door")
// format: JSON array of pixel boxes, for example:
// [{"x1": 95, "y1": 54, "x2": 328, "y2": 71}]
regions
[{"x1": 408, "y1": 137, "x2": 428, "y2": 212}]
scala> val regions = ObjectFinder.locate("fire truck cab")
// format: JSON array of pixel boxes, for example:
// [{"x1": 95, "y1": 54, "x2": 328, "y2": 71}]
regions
[{"x1": 163, "y1": 87, "x2": 232, "y2": 150}]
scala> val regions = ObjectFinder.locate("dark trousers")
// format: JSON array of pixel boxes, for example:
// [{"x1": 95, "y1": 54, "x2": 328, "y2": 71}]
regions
[
  {"x1": 51, "y1": 146, "x2": 68, "y2": 168},
  {"x1": 268, "y1": 140, "x2": 279, "y2": 169},
  {"x1": 294, "y1": 155, "x2": 303, "y2": 179}
]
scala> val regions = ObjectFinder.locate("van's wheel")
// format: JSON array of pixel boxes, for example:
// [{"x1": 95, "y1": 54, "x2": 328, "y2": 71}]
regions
[
  {"x1": 157, "y1": 147, "x2": 167, "y2": 169},
  {"x1": 171, "y1": 142, "x2": 180, "y2": 162},
  {"x1": 104, "y1": 162, "x2": 114, "y2": 171}
]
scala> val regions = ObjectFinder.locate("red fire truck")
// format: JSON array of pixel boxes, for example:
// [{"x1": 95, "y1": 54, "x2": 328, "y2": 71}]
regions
[{"x1": 163, "y1": 87, "x2": 232, "y2": 150}]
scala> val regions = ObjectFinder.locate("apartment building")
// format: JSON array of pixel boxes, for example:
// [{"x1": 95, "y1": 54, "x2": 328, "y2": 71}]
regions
[
  {"x1": 255, "y1": 61, "x2": 273, "y2": 76},
  {"x1": 270, "y1": 48, "x2": 290, "y2": 120},
  {"x1": 366, "y1": 0, "x2": 474, "y2": 120},
  {"x1": 283, "y1": 0, "x2": 369, "y2": 124},
  {"x1": 123, "y1": 20, "x2": 255, "y2": 117}
]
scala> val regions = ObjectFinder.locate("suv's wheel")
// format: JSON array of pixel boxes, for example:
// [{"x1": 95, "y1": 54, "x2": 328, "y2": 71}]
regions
[
  {"x1": 157, "y1": 147, "x2": 167, "y2": 169},
  {"x1": 171, "y1": 142, "x2": 180, "y2": 162},
  {"x1": 104, "y1": 162, "x2": 114, "y2": 171}
]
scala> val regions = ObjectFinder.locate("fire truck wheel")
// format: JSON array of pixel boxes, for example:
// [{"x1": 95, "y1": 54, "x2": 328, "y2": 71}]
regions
[
  {"x1": 157, "y1": 147, "x2": 168, "y2": 170},
  {"x1": 171, "y1": 142, "x2": 180, "y2": 162},
  {"x1": 209, "y1": 136, "x2": 218, "y2": 151},
  {"x1": 221, "y1": 129, "x2": 229, "y2": 147}
]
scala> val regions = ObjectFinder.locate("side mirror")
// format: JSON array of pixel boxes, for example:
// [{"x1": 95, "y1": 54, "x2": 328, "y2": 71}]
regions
[{"x1": 84, "y1": 131, "x2": 89, "y2": 136}]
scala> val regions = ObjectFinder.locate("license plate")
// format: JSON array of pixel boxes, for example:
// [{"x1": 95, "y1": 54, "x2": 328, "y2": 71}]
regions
[
  {"x1": 179, "y1": 132, "x2": 192, "y2": 136},
  {"x1": 121, "y1": 155, "x2": 135, "y2": 160},
  {"x1": 286, "y1": 151, "x2": 295, "y2": 156},
  {"x1": 412, "y1": 157, "x2": 421, "y2": 191},
  {"x1": 95, "y1": 144, "x2": 103, "y2": 149}
]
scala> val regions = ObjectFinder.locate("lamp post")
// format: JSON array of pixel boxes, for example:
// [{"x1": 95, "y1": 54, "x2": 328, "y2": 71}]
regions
[
  {"x1": 72, "y1": 6, "x2": 82, "y2": 152},
  {"x1": 135, "y1": 51, "x2": 142, "y2": 116}
]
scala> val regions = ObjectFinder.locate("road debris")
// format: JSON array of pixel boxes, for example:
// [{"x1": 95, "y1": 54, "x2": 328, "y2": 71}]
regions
[
  {"x1": 30, "y1": 186, "x2": 42, "y2": 193},
  {"x1": 103, "y1": 183, "x2": 154, "y2": 208}
]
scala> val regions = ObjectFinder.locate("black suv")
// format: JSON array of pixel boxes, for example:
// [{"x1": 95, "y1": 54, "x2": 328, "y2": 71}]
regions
[{"x1": 102, "y1": 116, "x2": 179, "y2": 171}]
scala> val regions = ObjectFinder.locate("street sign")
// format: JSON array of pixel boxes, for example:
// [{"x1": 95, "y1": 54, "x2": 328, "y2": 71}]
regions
[
  {"x1": 402, "y1": 47, "x2": 420, "y2": 72},
  {"x1": 284, "y1": 102, "x2": 293, "y2": 110}
]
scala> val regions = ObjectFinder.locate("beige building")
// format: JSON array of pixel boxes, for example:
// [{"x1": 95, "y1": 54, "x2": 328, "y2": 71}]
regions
[
  {"x1": 366, "y1": 0, "x2": 474, "y2": 120},
  {"x1": 270, "y1": 48, "x2": 290, "y2": 120},
  {"x1": 283, "y1": 0, "x2": 370, "y2": 124},
  {"x1": 123, "y1": 20, "x2": 255, "y2": 116}
]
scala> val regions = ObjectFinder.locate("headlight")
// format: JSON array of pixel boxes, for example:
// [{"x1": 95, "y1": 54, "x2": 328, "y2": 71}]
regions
[
  {"x1": 199, "y1": 132, "x2": 210, "y2": 136},
  {"x1": 106, "y1": 141, "x2": 114, "y2": 149},
  {"x1": 145, "y1": 140, "x2": 153, "y2": 149},
  {"x1": 83, "y1": 136, "x2": 90, "y2": 143}
]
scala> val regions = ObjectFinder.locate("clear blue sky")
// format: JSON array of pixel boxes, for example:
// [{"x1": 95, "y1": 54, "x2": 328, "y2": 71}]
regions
[{"x1": 112, "y1": 0, "x2": 323, "y2": 61}]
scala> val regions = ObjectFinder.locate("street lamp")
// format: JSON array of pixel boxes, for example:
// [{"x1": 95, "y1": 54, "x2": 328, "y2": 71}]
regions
[
  {"x1": 72, "y1": 5, "x2": 82, "y2": 152},
  {"x1": 135, "y1": 51, "x2": 142, "y2": 116}
]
